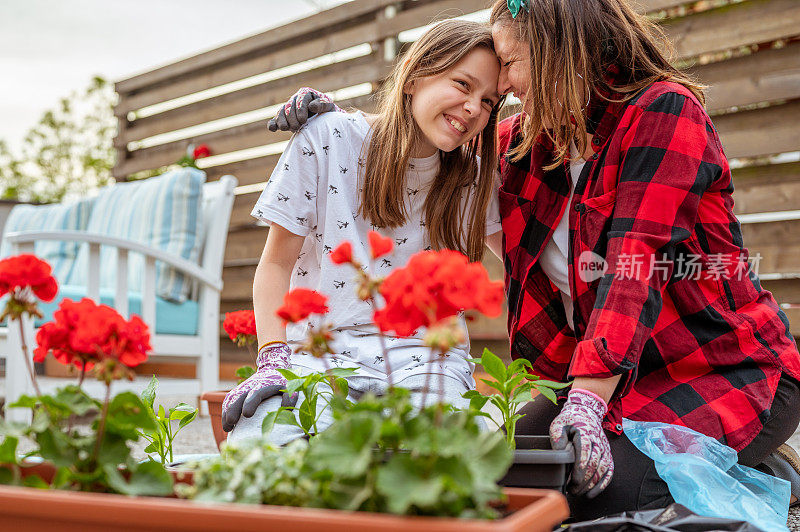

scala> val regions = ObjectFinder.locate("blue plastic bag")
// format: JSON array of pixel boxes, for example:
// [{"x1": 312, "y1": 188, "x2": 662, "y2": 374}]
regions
[{"x1": 623, "y1": 418, "x2": 790, "y2": 532}]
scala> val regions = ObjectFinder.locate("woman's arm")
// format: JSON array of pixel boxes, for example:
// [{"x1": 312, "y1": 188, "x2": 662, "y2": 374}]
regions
[{"x1": 253, "y1": 224, "x2": 306, "y2": 346}]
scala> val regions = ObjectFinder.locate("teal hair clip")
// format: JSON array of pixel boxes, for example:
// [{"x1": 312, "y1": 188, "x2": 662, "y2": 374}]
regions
[{"x1": 507, "y1": 0, "x2": 528, "y2": 18}]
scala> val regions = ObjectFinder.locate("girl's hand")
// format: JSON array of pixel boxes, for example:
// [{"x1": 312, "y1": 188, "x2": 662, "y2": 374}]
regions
[
  {"x1": 549, "y1": 388, "x2": 614, "y2": 498},
  {"x1": 268, "y1": 87, "x2": 338, "y2": 132},
  {"x1": 221, "y1": 342, "x2": 295, "y2": 431}
]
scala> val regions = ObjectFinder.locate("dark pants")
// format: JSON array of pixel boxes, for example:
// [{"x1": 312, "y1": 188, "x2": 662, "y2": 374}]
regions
[{"x1": 515, "y1": 374, "x2": 800, "y2": 521}]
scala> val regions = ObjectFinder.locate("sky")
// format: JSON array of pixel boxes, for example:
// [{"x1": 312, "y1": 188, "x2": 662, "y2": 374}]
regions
[{"x1": 0, "y1": 0, "x2": 346, "y2": 151}]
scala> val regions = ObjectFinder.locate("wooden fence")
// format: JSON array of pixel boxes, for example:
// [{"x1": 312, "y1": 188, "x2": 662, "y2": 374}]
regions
[{"x1": 113, "y1": 0, "x2": 800, "y2": 364}]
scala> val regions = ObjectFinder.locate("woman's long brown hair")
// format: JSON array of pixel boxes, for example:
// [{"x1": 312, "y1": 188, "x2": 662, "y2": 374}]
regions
[
  {"x1": 490, "y1": 0, "x2": 705, "y2": 169},
  {"x1": 360, "y1": 20, "x2": 501, "y2": 262}
]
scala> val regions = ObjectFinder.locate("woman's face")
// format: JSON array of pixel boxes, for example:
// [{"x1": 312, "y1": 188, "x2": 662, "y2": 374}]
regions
[
  {"x1": 491, "y1": 23, "x2": 533, "y2": 114},
  {"x1": 406, "y1": 47, "x2": 501, "y2": 157}
]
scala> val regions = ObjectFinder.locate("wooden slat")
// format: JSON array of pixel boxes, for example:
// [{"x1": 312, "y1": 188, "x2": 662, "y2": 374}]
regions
[
  {"x1": 692, "y1": 43, "x2": 800, "y2": 113},
  {"x1": 222, "y1": 264, "x2": 258, "y2": 302},
  {"x1": 116, "y1": 95, "x2": 375, "y2": 178},
  {"x1": 784, "y1": 307, "x2": 800, "y2": 337},
  {"x1": 747, "y1": 243, "x2": 800, "y2": 276},
  {"x1": 732, "y1": 161, "x2": 800, "y2": 215},
  {"x1": 714, "y1": 99, "x2": 800, "y2": 159},
  {"x1": 118, "y1": 22, "x2": 381, "y2": 114},
  {"x1": 116, "y1": 0, "x2": 398, "y2": 94},
  {"x1": 123, "y1": 54, "x2": 389, "y2": 143},
  {"x1": 742, "y1": 219, "x2": 800, "y2": 247},
  {"x1": 117, "y1": 0, "x2": 487, "y2": 114},
  {"x1": 225, "y1": 226, "x2": 268, "y2": 264},
  {"x1": 229, "y1": 191, "x2": 265, "y2": 231},
  {"x1": 205, "y1": 153, "x2": 279, "y2": 185},
  {"x1": 761, "y1": 278, "x2": 800, "y2": 304},
  {"x1": 663, "y1": 0, "x2": 800, "y2": 60}
]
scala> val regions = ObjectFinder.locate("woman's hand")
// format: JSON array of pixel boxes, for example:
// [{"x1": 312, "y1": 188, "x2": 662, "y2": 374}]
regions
[
  {"x1": 549, "y1": 388, "x2": 614, "y2": 498},
  {"x1": 268, "y1": 87, "x2": 337, "y2": 132}
]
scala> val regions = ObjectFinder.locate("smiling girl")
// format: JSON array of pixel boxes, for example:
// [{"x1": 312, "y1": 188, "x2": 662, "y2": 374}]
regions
[{"x1": 222, "y1": 20, "x2": 505, "y2": 443}]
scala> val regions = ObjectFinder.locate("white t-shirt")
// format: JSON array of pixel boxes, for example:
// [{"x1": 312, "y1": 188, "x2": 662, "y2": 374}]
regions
[
  {"x1": 538, "y1": 143, "x2": 586, "y2": 331},
  {"x1": 251, "y1": 112, "x2": 502, "y2": 386}
]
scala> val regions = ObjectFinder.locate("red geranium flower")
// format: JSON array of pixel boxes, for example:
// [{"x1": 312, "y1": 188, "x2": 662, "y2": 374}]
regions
[
  {"x1": 368, "y1": 231, "x2": 393, "y2": 259},
  {"x1": 372, "y1": 249, "x2": 504, "y2": 337},
  {"x1": 193, "y1": 144, "x2": 211, "y2": 159},
  {"x1": 276, "y1": 288, "x2": 329, "y2": 324},
  {"x1": 0, "y1": 254, "x2": 58, "y2": 302},
  {"x1": 330, "y1": 241, "x2": 354, "y2": 265},
  {"x1": 223, "y1": 310, "x2": 257, "y2": 344},
  {"x1": 34, "y1": 298, "x2": 151, "y2": 371}
]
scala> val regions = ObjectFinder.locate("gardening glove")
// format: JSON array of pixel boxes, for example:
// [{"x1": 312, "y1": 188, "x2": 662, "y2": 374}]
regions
[
  {"x1": 221, "y1": 342, "x2": 297, "y2": 432},
  {"x1": 549, "y1": 388, "x2": 614, "y2": 498},
  {"x1": 267, "y1": 87, "x2": 337, "y2": 132}
]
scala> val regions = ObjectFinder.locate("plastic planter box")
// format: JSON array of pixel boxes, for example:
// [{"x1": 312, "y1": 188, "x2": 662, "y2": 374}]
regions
[{"x1": 499, "y1": 435, "x2": 575, "y2": 492}]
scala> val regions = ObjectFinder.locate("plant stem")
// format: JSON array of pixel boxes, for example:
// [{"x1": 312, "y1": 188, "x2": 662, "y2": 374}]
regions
[
  {"x1": 419, "y1": 352, "x2": 436, "y2": 410},
  {"x1": 92, "y1": 382, "x2": 112, "y2": 463},
  {"x1": 17, "y1": 317, "x2": 43, "y2": 399}
]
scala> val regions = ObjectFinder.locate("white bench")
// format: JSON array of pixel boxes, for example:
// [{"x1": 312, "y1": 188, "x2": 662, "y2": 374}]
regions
[{"x1": 0, "y1": 171, "x2": 237, "y2": 420}]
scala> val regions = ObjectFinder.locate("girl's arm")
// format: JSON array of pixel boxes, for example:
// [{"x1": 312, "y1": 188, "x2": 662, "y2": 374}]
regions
[{"x1": 253, "y1": 223, "x2": 306, "y2": 346}]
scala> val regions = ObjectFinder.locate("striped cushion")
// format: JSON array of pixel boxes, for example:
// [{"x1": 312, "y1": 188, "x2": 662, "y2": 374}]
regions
[
  {"x1": 0, "y1": 197, "x2": 95, "y2": 283},
  {"x1": 67, "y1": 168, "x2": 206, "y2": 303}
]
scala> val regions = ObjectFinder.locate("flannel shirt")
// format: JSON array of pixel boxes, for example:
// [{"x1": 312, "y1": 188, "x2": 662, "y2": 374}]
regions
[{"x1": 498, "y1": 80, "x2": 800, "y2": 451}]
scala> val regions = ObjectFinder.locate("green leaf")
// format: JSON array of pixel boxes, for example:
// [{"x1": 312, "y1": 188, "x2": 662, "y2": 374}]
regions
[
  {"x1": 479, "y1": 378, "x2": 505, "y2": 395},
  {"x1": 465, "y1": 392, "x2": 489, "y2": 411},
  {"x1": 143, "y1": 440, "x2": 159, "y2": 454},
  {"x1": 235, "y1": 366, "x2": 255, "y2": 380},
  {"x1": 0, "y1": 436, "x2": 19, "y2": 464},
  {"x1": 157, "y1": 404, "x2": 166, "y2": 420},
  {"x1": 480, "y1": 348, "x2": 507, "y2": 383},
  {"x1": 537, "y1": 385, "x2": 558, "y2": 404},
  {"x1": 535, "y1": 379, "x2": 571, "y2": 390},
  {"x1": 177, "y1": 410, "x2": 197, "y2": 431},
  {"x1": 22, "y1": 474, "x2": 49, "y2": 489},
  {"x1": 307, "y1": 413, "x2": 379, "y2": 477},
  {"x1": 325, "y1": 367, "x2": 359, "y2": 378},
  {"x1": 298, "y1": 395, "x2": 317, "y2": 434},
  {"x1": 261, "y1": 410, "x2": 280, "y2": 436},
  {"x1": 333, "y1": 377, "x2": 349, "y2": 397},
  {"x1": 285, "y1": 379, "x2": 304, "y2": 394},
  {"x1": 275, "y1": 368, "x2": 300, "y2": 381},
  {"x1": 104, "y1": 460, "x2": 173, "y2": 496},
  {"x1": 274, "y1": 408, "x2": 299, "y2": 428},
  {"x1": 375, "y1": 453, "x2": 444, "y2": 514},
  {"x1": 511, "y1": 382, "x2": 535, "y2": 404},
  {"x1": 106, "y1": 392, "x2": 158, "y2": 437},
  {"x1": 168, "y1": 403, "x2": 195, "y2": 421},
  {"x1": 141, "y1": 375, "x2": 158, "y2": 409}
]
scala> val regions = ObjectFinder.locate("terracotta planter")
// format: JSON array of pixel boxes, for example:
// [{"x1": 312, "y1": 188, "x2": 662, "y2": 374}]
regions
[
  {"x1": 200, "y1": 390, "x2": 228, "y2": 450},
  {"x1": 0, "y1": 479, "x2": 567, "y2": 532}
]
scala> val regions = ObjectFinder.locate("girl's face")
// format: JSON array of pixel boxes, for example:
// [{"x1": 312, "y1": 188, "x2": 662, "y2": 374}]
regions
[
  {"x1": 405, "y1": 47, "x2": 501, "y2": 157},
  {"x1": 491, "y1": 23, "x2": 533, "y2": 114}
]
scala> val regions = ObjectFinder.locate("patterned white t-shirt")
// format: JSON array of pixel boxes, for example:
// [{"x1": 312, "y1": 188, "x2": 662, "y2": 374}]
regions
[{"x1": 251, "y1": 112, "x2": 501, "y2": 386}]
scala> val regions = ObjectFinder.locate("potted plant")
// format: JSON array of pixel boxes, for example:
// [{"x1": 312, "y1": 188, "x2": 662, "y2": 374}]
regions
[
  {"x1": 0, "y1": 246, "x2": 570, "y2": 530},
  {"x1": 466, "y1": 350, "x2": 575, "y2": 491}
]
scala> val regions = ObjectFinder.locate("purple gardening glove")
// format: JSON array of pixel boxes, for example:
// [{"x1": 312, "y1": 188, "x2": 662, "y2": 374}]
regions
[
  {"x1": 267, "y1": 87, "x2": 338, "y2": 132},
  {"x1": 549, "y1": 388, "x2": 614, "y2": 498},
  {"x1": 221, "y1": 342, "x2": 295, "y2": 432}
]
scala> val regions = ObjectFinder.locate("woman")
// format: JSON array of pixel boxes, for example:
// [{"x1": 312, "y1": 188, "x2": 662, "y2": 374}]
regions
[{"x1": 269, "y1": 0, "x2": 800, "y2": 519}]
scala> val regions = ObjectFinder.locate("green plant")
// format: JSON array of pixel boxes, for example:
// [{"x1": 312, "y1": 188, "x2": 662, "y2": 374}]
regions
[
  {"x1": 186, "y1": 386, "x2": 511, "y2": 518},
  {"x1": 235, "y1": 365, "x2": 255, "y2": 384},
  {"x1": 138, "y1": 376, "x2": 198, "y2": 465},
  {"x1": 464, "y1": 349, "x2": 570, "y2": 449},
  {"x1": 1, "y1": 386, "x2": 173, "y2": 495}
]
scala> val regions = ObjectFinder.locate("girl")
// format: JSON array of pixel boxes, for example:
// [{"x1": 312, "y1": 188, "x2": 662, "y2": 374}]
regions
[
  {"x1": 274, "y1": 0, "x2": 800, "y2": 519},
  {"x1": 222, "y1": 19, "x2": 504, "y2": 445}
]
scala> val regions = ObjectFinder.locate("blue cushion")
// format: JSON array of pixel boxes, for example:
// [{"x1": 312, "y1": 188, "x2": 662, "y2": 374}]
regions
[
  {"x1": 67, "y1": 168, "x2": 206, "y2": 303},
  {"x1": 0, "y1": 197, "x2": 95, "y2": 283},
  {"x1": 36, "y1": 285, "x2": 199, "y2": 336}
]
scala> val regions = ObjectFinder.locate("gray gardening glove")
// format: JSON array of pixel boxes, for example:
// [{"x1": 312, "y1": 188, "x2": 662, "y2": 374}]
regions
[
  {"x1": 221, "y1": 342, "x2": 297, "y2": 432},
  {"x1": 267, "y1": 87, "x2": 337, "y2": 132},
  {"x1": 550, "y1": 388, "x2": 614, "y2": 498}
]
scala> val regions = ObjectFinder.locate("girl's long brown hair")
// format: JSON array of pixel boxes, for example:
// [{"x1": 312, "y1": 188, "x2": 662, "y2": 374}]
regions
[
  {"x1": 360, "y1": 20, "x2": 501, "y2": 262},
  {"x1": 490, "y1": 0, "x2": 705, "y2": 168}
]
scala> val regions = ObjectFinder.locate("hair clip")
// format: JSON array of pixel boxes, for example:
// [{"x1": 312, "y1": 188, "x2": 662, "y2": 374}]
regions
[{"x1": 507, "y1": 0, "x2": 528, "y2": 18}]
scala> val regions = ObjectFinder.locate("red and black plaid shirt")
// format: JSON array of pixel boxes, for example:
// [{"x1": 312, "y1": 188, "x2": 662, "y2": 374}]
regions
[{"x1": 498, "y1": 79, "x2": 800, "y2": 451}]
